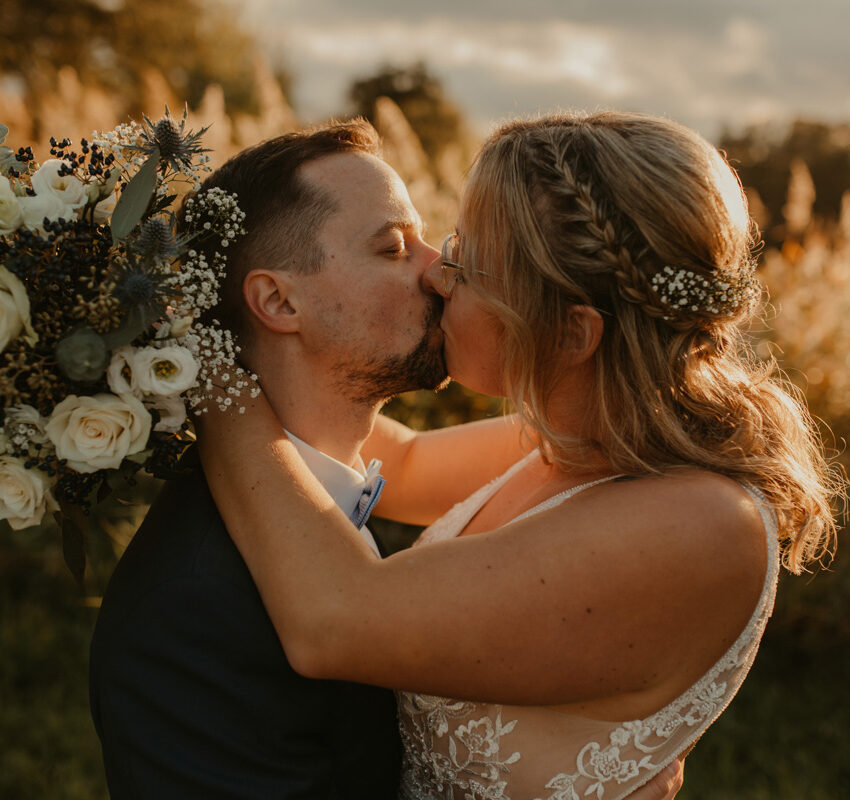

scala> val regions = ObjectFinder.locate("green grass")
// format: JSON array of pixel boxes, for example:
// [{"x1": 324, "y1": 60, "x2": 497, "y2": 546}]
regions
[
  {"x1": 2, "y1": 516, "x2": 848, "y2": 799},
  {"x1": 1, "y1": 529, "x2": 108, "y2": 800},
  {"x1": 679, "y1": 628, "x2": 849, "y2": 798}
]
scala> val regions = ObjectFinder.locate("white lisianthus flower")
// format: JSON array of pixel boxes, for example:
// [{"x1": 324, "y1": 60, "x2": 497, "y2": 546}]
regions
[
  {"x1": 45, "y1": 393, "x2": 152, "y2": 473},
  {"x1": 0, "y1": 265, "x2": 38, "y2": 352},
  {"x1": 168, "y1": 314, "x2": 193, "y2": 338},
  {"x1": 106, "y1": 346, "x2": 140, "y2": 396},
  {"x1": 86, "y1": 167, "x2": 121, "y2": 206},
  {"x1": 92, "y1": 190, "x2": 118, "y2": 225},
  {"x1": 0, "y1": 455, "x2": 59, "y2": 530},
  {"x1": 17, "y1": 191, "x2": 73, "y2": 235},
  {"x1": 146, "y1": 394, "x2": 187, "y2": 433},
  {"x1": 0, "y1": 175, "x2": 23, "y2": 235},
  {"x1": 132, "y1": 345, "x2": 200, "y2": 397},
  {"x1": 30, "y1": 159, "x2": 88, "y2": 214}
]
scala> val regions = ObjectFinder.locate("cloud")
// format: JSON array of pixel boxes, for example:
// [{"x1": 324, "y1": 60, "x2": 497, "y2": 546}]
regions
[{"x1": 243, "y1": 1, "x2": 850, "y2": 139}]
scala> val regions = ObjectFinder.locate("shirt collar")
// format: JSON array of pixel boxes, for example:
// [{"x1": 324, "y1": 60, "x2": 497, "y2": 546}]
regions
[{"x1": 284, "y1": 429, "x2": 368, "y2": 522}]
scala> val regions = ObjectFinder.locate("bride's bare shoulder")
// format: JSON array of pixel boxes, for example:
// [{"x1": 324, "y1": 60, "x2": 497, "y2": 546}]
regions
[
  {"x1": 530, "y1": 468, "x2": 770, "y2": 590},
  {"x1": 619, "y1": 468, "x2": 765, "y2": 533},
  {"x1": 576, "y1": 468, "x2": 769, "y2": 580}
]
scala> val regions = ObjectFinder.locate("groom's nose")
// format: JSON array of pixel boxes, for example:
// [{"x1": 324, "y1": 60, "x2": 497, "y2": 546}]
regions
[{"x1": 419, "y1": 240, "x2": 440, "y2": 273}]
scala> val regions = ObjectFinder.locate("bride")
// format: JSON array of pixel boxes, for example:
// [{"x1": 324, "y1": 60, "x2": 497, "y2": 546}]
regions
[{"x1": 198, "y1": 111, "x2": 837, "y2": 799}]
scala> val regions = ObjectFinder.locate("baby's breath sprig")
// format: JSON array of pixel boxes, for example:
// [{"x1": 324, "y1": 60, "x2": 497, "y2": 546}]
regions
[
  {"x1": 173, "y1": 186, "x2": 256, "y2": 412},
  {"x1": 90, "y1": 121, "x2": 146, "y2": 160},
  {"x1": 182, "y1": 186, "x2": 247, "y2": 249},
  {"x1": 649, "y1": 262, "x2": 760, "y2": 322},
  {"x1": 176, "y1": 320, "x2": 260, "y2": 414}
]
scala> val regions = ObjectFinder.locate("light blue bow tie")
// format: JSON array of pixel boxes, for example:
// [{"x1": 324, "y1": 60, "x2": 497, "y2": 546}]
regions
[{"x1": 349, "y1": 458, "x2": 385, "y2": 529}]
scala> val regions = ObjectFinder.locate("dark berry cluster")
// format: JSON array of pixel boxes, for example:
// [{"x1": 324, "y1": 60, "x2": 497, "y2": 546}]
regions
[
  {"x1": 53, "y1": 467, "x2": 106, "y2": 512},
  {"x1": 4, "y1": 217, "x2": 112, "y2": 297},
  {"x1": 145, "y1": 429, "x2": 193, "y2": 478},
  {"x1": 21, "y1": 451, "x2": 63, "y2": 480},
  {"x1": 49, "y1": 137, "x2": 83, "y2": 179},
  {"x1": 7, "y1": 146, "x2": 34, "y2": 179},
  {"x1": 46, "y1": 136, "x2": 116, "y2": 182},
  {"x1": 85, "y1": 141, "x2": 116, "y2": 181}
]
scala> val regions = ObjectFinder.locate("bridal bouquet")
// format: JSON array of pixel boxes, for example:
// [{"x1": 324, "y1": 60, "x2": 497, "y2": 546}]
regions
[{"x1": 0, "y1": 108, "x2": 257, "y2": 579}]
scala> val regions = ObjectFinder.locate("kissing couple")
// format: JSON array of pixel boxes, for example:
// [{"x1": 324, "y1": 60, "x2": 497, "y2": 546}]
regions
[{"x1": 91, "y1": 112, "x2": 836, "y2": 799}]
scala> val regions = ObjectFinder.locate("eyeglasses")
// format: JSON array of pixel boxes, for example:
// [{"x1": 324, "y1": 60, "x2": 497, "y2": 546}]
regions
[{"x1": 440, "y1": 232, "x2": 500, "y2": 297}]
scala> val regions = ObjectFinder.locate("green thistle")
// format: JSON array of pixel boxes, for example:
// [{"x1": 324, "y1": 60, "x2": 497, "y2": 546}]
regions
[
  {"x1": 137, "y1": 106, "x2": 209, "y2": 173},
  {"x1": 137, "y1": 216, "x2": 179, "y2": 263},
  {"x1": 112, "y1": 258, "x2": 174, "y2": 310}
]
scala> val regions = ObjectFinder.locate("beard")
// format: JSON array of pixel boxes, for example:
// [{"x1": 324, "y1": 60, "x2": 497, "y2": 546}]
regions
[{"x1": 337, "y1": 294, "x2": 449, "y2": 405}]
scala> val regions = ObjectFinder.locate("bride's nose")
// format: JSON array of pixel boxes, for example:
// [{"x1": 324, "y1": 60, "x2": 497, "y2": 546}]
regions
[{"x1": 423, "y1": 251, "x2": 448, "y2": 298}]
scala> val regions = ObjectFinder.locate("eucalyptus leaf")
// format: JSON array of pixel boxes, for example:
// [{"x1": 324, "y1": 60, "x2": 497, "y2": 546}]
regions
[
  {"x1": 150, "y1": 193, "x2": 178, "y2": 216},
  {"x1": 0, "y1": 145, "x2": 22, "y2": 177},
  {"x1": 118, "y1": 458, "x2": 142, "y2": 484},
  {"x1": 102, "y1": 302, "x2": 163, "y2": 349},
  {"x1": 55, "y1": 328, "x2": 109, "y2": 382},
  {"x1": 0, "y1": 123, "x2": 7, "y2": 145},
  {"x1": 110, "y1": 147, "x2": 160, "y2": 244},
  {"x1": 96, "y1": 477, "x2": 112, "y2": 505}
]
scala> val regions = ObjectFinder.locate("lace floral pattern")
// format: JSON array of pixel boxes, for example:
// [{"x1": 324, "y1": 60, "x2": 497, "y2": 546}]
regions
[{"x1": 398, "y1": 463, "x2": 779, "y2": 800}]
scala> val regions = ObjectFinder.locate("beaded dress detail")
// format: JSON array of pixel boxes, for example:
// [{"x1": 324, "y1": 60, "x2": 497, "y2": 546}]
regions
[{"x1": 397, "y1": 454, "x2": 779, "y2": 800}]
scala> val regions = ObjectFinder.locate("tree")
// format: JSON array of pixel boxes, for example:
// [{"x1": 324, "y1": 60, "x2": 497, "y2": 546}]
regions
[
  {"x1": 719, "y1": 120, "x2": 850, "y2": 241},
  {"x1": 349, "y1": 63, "x2": 473, "y2": 178},
  {"x1": 0, "y1": 0, "x2": 288, "y2": 116}
]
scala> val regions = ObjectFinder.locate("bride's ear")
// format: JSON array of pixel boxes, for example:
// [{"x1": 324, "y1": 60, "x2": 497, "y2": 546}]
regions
[
  {"x1": 561, "y1": 305, "x2": 604, "y2": 367},
  {"x1": 243, "y1": 269, "x2": 300, "y2": 334}
]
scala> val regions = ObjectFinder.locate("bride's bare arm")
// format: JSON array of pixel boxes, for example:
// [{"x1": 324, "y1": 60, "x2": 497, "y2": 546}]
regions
[
  {"x1": 362, "y1": 413, "x2": 530, "y2": 524},
  {"x1": 198, "y1": 392, "x2": 766, "y2": 707}
]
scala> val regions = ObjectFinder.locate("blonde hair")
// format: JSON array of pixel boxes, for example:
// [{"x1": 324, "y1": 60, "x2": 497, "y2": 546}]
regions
[{"x1": 460, "y1": 111, "x2": 840, "y2": 573}]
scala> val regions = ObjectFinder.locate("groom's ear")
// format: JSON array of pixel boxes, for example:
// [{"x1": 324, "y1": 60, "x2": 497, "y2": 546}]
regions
[{"x1": 242, "y1": 269, "x2": 301, "y2": 334}]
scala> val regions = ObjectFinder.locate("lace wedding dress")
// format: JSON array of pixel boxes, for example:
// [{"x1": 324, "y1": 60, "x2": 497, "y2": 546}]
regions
[{"x1": 397, "y1": 455, "x2": 779, "y2": 800}]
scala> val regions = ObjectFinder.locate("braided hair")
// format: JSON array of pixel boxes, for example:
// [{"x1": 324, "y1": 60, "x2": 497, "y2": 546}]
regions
[{"x1": 458, "y1": 111, "x2": 839, "y2": 572}]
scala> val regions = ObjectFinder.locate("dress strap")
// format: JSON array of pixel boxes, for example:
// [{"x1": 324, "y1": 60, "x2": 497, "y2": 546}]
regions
[{"x1": 511, "y1": 472, "x2": 625, "y2": 525}]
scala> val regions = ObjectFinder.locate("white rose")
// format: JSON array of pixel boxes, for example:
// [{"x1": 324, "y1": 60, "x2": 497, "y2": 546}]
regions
[
  {"x1": 0, "y1": 455, "x2": 59, "y2": 530},
  {"x1": 0, "y1": 176, "x2": 23, "y2": 235},
  {"x1": 45, "y1": 393, "x2": 152, "y2": 473},
  {"x1": 146, "y1": 394, "x2": 187, "y2": 433},
  {"x1": 106, "y1": 346, "x2": 140, "y2": 396},
  {"x1": 17, "y1": 191, "x2": 74, "y2": 235},
  {"x1": 0, "y1": 265, "x2": 37, "y2": 352},
  {"x1": 30, "y1": 159, "x2": 88, "y2": 213},
  {"x1": 132, "y1": 345, "x2": 200, "y2": 397}
]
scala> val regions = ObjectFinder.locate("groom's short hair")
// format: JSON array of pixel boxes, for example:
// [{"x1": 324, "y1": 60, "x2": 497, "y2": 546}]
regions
[{"x1": 187, "y1": 118, "x2": 381, "y2": 345}]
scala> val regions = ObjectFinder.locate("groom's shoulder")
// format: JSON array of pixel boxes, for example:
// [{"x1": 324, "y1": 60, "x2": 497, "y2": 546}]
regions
[{"x1": 102, "y1": 447, "x2": 256, "y2": 607}]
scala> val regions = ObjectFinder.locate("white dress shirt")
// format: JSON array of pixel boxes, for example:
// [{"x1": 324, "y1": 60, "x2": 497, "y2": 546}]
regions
[{"x1": 285, "y1": 430, "x2": 382, "y2": 556}]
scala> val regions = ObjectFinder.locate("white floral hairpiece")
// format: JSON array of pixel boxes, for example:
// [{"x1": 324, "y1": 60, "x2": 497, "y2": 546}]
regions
[{"x1": 649, "y1": 262, "x2": 759, "y2": 320}]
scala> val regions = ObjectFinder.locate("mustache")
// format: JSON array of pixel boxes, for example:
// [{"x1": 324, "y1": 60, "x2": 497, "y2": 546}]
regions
[{"x1": 424, "y1": 291, "x2": 444, "y2": 331}]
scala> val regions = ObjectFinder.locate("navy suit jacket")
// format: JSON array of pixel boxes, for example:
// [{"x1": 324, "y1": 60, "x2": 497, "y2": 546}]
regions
[{"x1": 90, "y1": 456, "x2": 401, "y2": 799}]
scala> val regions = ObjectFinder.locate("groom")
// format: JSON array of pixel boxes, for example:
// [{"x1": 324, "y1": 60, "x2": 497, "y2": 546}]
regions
[
  {"x1": 89, "y1": 120, "x2": 446, "y2": 799},
  {"x1": 90, "y1": 120, "x2": 684, "y2": 799}
]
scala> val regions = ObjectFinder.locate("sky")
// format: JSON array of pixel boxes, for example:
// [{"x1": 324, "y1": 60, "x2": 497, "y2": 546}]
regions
[{"x1": 241, "y1": 0, "x2": 850, "y2": 141}]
